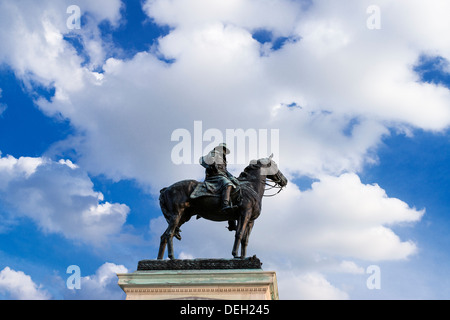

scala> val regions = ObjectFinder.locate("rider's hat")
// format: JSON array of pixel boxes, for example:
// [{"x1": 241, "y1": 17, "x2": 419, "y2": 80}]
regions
[{"x1": 215, "y1": 143, "x2": 230, "y2": 154}]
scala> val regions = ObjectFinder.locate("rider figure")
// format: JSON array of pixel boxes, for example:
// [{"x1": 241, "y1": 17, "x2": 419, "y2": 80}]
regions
[{"x1": 200, "y1": 143, "x2": 240, "y2": 213}]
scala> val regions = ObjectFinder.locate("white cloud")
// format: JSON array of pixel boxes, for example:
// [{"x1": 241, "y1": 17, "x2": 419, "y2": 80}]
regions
[
  {"x1": 0, "y1": 154, "x2": 45, "y2": 188},
  {"x1": 0, "y1": 0, "x2": 123, "y2": 97},
  {"x1": 0, "y1": 153, "x2": 130, "y2": 244},
  {"x1": 277, "y1": 271, "x2": 349, "y2": 300},
  {"x1": 58, "y1": 159, "x2": 78, "y2": 169},
  {"x1": 24, "y1": 0, "x2": 450, "y2": 190},
  {"x1": 143, "y1": 0, "x2": 301, "y2": 34},
  {"x1": 178, "y1": 252, "x2": 195, "y2": 260},
  {"x1": 0, "y1": 263, "x2": 128, "y2": 300},
  {"x1": 253, "y1": 173, "x2": 423, "y2": 262},
  {"x1": 335, "y1": 261, "x2": 365, "y2": 275},
  {"x1": 65, "y1": 262, "x2": 128, "y2": 300},
  {"x1": 0, "y1": 267, "x2": 51, "y2": 300}
]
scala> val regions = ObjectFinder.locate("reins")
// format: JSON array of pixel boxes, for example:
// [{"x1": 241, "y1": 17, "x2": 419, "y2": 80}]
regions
[{"x1": 263, "y1": 180, "x2": 284, "y2": 197}]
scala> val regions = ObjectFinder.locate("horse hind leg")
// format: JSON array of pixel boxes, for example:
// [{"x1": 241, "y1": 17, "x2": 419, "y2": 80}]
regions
[
  {"x1": 165, "y1": 213, "x2": 184, "y2": 260},
  {"x1": 158, "y1": 223, "x2": 178, "y2": 260},
  {"x1": 158, "y1": 214, "x2": 182, "y2": 260},
  {"x1": 157, "y1": 181, "x2": 195, "y2": 260},
  {"x1": 157, "y1": 224, "x2": 172, "y2": 259}
]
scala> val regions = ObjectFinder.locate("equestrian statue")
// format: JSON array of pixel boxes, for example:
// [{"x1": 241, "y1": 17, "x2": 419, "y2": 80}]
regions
[{"x1": 157, "y1": 143, "x2": 288, "y2": 260}]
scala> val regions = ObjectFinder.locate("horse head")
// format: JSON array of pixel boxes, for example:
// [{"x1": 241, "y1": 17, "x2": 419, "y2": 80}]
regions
[{"x1": 244, "y1": 154, "x2": 288, "y2": 188}]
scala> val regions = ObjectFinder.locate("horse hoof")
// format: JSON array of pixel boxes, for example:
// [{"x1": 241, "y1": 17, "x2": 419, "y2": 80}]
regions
[{"x1": 174, "y1": 228, "x2": 182, "y2": 240}]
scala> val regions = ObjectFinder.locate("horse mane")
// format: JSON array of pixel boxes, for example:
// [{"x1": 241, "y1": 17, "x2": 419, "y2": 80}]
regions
[
  {"x1": 237, "y1": 162, "x2": 261, "y2": 181},
  {"x1": 237, "y1": 162, "x2": 263, "y2": 203}
]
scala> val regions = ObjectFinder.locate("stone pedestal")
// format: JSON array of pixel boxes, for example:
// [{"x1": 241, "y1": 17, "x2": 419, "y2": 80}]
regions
[{"x1": 117, "y1": 258, "x2": 278, "y2": 300}]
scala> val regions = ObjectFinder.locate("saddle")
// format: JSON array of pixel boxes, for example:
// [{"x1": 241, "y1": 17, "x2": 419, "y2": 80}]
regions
[{"x1": 191, "y1": 181, "x2": 241, "y2": 206}]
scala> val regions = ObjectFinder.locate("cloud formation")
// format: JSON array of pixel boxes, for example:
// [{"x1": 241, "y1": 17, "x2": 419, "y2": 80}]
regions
[
  {"x1": 256, "y1": 173, "x2": 423, "y2": 261},
  {"x1": 0, "y1": 153, "x2": 129, "y2": 244},
  {"x1": 65, "y1": 262, "x2": 128, "y2": 300},
  {"x1": 16, "y1": 0, "x2": 446, "y2": 190},
  {"x1": 0, "y1": 267, "x2": 50, "y2": 300}
]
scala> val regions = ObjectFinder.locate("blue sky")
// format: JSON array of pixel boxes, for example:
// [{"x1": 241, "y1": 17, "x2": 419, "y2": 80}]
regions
[{"x1": 0, "y1": 0, "x2": 449, "y2": 300}]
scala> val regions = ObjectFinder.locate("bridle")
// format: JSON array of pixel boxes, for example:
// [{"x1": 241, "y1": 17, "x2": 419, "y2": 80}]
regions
[
  {"x1": 263, "y1": 174, "x2": 285, "y2": 197},
  {"x1": 255, "y1": 156, "x2": 286, "y2": 197}
]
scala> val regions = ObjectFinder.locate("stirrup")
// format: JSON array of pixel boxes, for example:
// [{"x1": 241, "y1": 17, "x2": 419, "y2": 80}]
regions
[
  {"x1": 222, "y1": 204, "x2": 238, "y2": 213},
  {"x1": 221, "y1": 205, "x2": 233, "y2": 212}
]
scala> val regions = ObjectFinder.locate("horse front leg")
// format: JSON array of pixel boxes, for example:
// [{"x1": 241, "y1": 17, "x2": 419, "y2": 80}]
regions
[
  {"x1": 240, "y1": 220, "x2": 254, "y2": 259},
  {"x1": 232, "y1": 210, "x2": 251, "y2": 259},
  {"x1": 157, "y1": 224, "x2": 172, "y2": 259},
  {"x1": 157, "y1": 238, "x2": 166, "y2": 260},
  {"x1": 232, "y1": 215, "x2": 243, "y2": 258}
]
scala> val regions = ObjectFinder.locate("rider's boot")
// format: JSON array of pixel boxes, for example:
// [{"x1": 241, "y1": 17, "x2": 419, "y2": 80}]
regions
[
  {"x1": 221, "y1": 185, "x2": 234, "y2": 213},
  {"x1": 227, "y1": 220, "x2": 237, "y2": 231}
]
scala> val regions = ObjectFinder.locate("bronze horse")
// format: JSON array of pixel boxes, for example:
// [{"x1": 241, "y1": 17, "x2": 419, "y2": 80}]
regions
[{"x1": 157, "y1": 155, "x2": 288, "y2": 260}]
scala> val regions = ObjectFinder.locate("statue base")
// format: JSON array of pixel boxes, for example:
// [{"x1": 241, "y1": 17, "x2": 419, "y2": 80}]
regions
[
  {"x1": 136, "y1": 256, "x2": 263, "y2": 271},
  {"x1": 117, "y1": 257, "x2": 278, "y2": 300}
]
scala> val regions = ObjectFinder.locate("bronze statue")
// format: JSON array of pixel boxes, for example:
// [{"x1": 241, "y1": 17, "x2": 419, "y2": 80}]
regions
[
  {"x1": 157, "y1": 151, "x2": 287, "y2": 260},
  {"x1": 196, "y1": 143, "x2": 240, "y2": 213}
]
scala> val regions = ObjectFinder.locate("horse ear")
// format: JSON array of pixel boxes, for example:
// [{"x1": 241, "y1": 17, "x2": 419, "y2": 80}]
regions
[{"x1": 269, "y1": 153, "x2": 273, "y2": 159}]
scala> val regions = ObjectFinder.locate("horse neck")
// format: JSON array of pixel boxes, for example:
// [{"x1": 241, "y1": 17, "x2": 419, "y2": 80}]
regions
[{"x1": 244, "y1": 168, "x2": 266, "y2": 199}]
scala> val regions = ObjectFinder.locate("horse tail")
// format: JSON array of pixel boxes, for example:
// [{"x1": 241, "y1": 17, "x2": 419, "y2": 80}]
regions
[
  {"x1": 159, "y1": 187, "x2": 172, "y2": 222},
  {"x1": 160, "y1": 187, "x2": 167, "y2": 193},
  {"x1": 159, "y1": 180, "x2": 198, "y2": 223}
]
